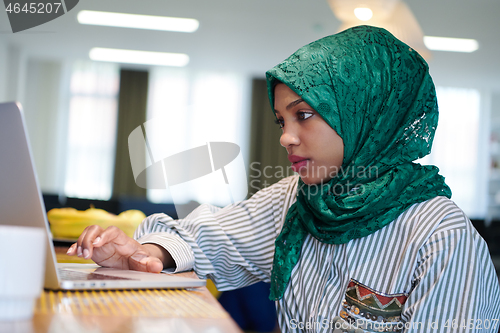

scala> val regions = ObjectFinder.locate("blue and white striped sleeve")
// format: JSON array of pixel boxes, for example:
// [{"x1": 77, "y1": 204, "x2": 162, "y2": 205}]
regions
[
  {"x1": 404, "y1": 208, "x2": 500, "y2": 332},
  {"x1": 133, "y1": 175, "x2": 299, "y2": 290}
]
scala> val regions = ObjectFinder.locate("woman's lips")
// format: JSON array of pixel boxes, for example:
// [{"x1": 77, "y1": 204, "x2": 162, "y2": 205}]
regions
[
  {"x1": 291, "y1": 159, "x2": 309, "y2": 172},
  {"x1": 288, "y1": 155, "x2": 309, "y2": 172}
]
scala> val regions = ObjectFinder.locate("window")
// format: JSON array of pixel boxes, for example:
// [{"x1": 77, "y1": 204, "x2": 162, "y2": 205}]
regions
[
  {"x1": 418, "y1": 87, "x2": 483, "y2": 218},
  {"x1": 145, "y1": 68, "x2": 249, "y2": 208},
  {"x1": 64, "y1": 61, "x2": 119, "y2": 199}
]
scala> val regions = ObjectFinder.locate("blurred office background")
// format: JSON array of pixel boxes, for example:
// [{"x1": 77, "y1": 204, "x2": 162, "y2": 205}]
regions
[{"x1": 0, "y1": 1, "x2": 499, "y2": 331}]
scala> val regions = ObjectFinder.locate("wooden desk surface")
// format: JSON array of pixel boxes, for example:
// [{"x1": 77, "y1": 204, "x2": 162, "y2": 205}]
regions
[{"x1": 0, "y1": 246, "x2": 242, "y2": 333}]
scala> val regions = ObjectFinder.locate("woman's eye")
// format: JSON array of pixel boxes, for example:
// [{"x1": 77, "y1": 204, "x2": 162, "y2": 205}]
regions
[
  {"x1": 274, "y1": 118, "x2": 284, "y2": 129},
  {"x1": 298, "y1": 112, "x2": 313, "y2": 120}
]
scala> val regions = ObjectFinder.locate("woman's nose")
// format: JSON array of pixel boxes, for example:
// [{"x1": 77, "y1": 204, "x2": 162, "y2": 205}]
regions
[{"x1": 280, "y1": 128, "x2": 300, "y2": 148}]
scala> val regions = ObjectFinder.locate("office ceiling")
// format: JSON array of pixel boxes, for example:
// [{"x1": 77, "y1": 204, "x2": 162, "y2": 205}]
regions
[{"x1": 1, "y1": 0, "x2": 499, "y2": 89}]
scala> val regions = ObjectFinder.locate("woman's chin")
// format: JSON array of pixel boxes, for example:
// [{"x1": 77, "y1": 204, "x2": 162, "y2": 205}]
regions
[
  {"x1": 299, "y1": 176, "x2": 331, "y2": 186},
  {"x1": 297, "y1": 164, "x2": 334, "y2": 186}
]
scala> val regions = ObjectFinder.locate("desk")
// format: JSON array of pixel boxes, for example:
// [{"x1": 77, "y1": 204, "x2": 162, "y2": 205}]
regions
[{"x1": 0, "y1": 246, "x2": 242, "y2": 333}]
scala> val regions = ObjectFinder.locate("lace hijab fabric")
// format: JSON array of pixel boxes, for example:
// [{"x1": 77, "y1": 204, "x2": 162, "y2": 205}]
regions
[{"x1": 266, "y1": 26, "x2": 452, "y2": 300}]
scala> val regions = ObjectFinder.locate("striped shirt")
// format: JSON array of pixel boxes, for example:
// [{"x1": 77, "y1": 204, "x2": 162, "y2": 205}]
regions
[{"x1": 134, "y1": 175, "x2": 500, "y2": 332}]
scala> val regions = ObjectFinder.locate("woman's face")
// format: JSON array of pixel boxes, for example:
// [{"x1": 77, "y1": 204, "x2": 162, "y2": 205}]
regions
[{"x1": 274, "y1": 83, "x2": 344, "y2": 185}]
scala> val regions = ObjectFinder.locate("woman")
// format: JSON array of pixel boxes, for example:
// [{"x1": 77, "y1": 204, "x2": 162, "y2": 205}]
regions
[{"x1": 69, "y1": 26, "x2": 500, "y2": 332}]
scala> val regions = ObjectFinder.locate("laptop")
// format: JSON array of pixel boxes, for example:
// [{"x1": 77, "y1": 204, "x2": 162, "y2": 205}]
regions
[{"x1": 0, "y1": 101, "x2": 205, "y2": 290}]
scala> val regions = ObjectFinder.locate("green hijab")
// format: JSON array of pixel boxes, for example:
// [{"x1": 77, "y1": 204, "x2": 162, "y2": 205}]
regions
[{"x1": 266, "y1": 26, "x2": 452, "y2": 301}]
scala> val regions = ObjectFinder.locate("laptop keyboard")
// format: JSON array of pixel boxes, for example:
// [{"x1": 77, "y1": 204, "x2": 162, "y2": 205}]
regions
[{"x1": 59, "y1": 269, "x2": 137, "y2": 281}]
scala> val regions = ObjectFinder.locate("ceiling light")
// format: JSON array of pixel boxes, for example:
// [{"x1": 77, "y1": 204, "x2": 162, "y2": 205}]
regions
[
  {"x1": 354, "y1": 7, "x2": 373, "y2": 21},
  {"x1": 78, "y1": 10, "x2": 199, "y2": 33},
  {"x1": 328, "y1": 0, "x2": 399, "y2": 22},
  {"x1": 89, "y1": 48, "x2": 190, "y2": 67},
  {"x1": 334, "y1": 1, "x2": 431, "y2": 60},
  {"x1": 423, "y1": 36, "x2": 479, "y2": 53}
]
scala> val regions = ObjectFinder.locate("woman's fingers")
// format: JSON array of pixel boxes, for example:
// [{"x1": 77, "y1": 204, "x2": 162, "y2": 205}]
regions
[
  {"x1": 95, "y1": 226, "x2": 128, "y2": 248},
  {"x1": 128, "y1": 253, "x2": 163, "y2": 273},
  {"x1": 66, "y1": 242, "x2": 77, "y2": 255},
  {"x1": 69, "y1": 226, "x2": 91, "y2": 257},
  {"x1": 78, "y1": 225, "x2": 105, "y2": 259},
  {"x1": 81, "y1": 226, "x2": 140, "y2": 269},
  {"x1": 128, "y1": 244, "x2": 165, "y2": 273},
  {"x1": 68, "y1": 225, "x2": 156, "y2": 272},
  {"x1": 146, "y1": 257, "x2": 164, "y2": 273}
]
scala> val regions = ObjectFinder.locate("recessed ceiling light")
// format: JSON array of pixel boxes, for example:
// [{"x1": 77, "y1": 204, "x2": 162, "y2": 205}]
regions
[
  {"x1": 423, "y1": 36, "x2": 479, "y2": 53},
  {"x1": 78, "y1": 10, "x2": 199, "y2": 33},
  {"x1": 354, "y1": 7, "x2": 373, "y2": 21},
  {"x1": 89, "y1": 48, "x2": 190, "y2": 67}
]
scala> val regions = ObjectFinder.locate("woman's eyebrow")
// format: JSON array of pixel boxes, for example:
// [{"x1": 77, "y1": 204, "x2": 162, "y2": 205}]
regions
[{"x1": 286, "y1": 98, "x2": 305, "y2": 110}]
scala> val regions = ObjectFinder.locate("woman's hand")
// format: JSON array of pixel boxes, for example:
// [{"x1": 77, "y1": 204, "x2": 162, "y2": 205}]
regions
[{"x1": 66, "y1": 225, "x2": 174, "y2": 273}]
